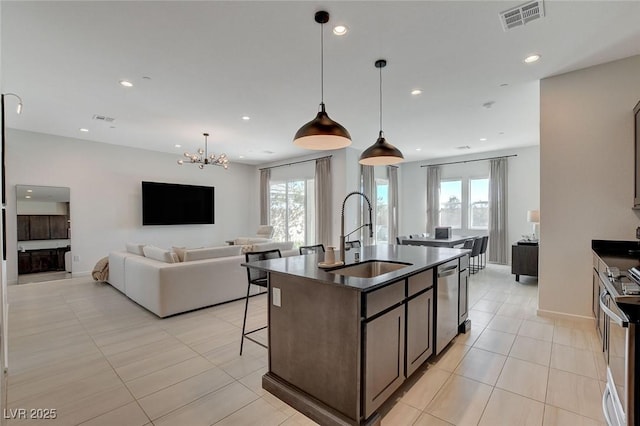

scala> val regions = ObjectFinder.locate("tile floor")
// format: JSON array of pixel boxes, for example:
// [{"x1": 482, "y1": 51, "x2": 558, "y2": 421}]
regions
[{"x1": 4, "y1": 264, "x2": 606, "y2": 425}]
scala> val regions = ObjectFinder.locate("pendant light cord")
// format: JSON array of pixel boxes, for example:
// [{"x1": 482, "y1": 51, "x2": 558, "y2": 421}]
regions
[
  {"x1": 379, "y1": 64, "x2": 383, "y2": 134},
  {"x1": 320, "y1": 21, "x2": 324, "y2": 105}
]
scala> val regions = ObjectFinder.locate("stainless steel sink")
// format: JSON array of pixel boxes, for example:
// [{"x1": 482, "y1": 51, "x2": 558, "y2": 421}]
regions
[{"x1": 329, "y1": 260, "x2": 412, "y2": 278}]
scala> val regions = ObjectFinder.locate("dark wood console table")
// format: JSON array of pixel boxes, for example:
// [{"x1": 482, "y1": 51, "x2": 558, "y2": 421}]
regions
[{"x1": 511, "y1": 241, "x2": 538, "y2": 281}]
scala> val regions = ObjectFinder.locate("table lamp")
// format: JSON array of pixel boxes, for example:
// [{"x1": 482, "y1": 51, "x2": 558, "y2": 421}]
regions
[{"x1": 527, "y1": 210, "x2": 540, "y2": 240}]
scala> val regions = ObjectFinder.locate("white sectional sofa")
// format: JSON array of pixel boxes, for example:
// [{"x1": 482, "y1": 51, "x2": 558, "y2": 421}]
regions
[{"x1": 108, "y1": 242, "x2": 296, "y2": 318}]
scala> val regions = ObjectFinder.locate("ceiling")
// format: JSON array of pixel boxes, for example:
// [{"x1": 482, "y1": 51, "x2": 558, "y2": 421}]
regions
[{"x1": 2, "y1": 1, "x2": 640, "y2": 166}]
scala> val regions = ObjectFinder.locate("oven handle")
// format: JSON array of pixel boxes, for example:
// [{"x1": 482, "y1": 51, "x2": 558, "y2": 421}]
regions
[
  {"x1": 603, "y1": 384, "x2": 614, "y2": 426},
  {"x1": 600, "y1": 291, "x2": 629, "y2": 327}
]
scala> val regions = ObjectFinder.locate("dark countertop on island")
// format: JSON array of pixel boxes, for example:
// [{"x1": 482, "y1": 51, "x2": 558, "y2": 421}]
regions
[{"x1": 242, "y1": 244, "x2": 468, "y2": 292}]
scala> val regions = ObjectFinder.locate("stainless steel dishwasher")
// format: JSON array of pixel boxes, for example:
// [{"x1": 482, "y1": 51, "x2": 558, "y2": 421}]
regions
[{"x1": 436, "y1": 259, "x2": 459, "y2": 355}]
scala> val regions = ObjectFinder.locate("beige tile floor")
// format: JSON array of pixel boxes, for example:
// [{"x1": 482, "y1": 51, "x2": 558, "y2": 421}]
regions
[{"x1": 5, "y1": 264, "x2": 606, "y2": 425}]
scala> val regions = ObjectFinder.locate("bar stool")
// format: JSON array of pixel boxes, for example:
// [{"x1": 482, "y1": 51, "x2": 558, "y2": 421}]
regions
[
  {"x1": 345, "y1": 240, "x2": 361, "y2": 249},
  {"x1": 240, "y1": 248, "x2": 281, "y2": 355},
  {"x1": 299, "y1": 244, "x2": 325, "y2": 255}
]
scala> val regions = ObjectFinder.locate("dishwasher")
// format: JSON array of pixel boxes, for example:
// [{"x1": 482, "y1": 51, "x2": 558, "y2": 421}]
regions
[{"x1": 436, "y1": 259, "x2": 459, "y2": 355}]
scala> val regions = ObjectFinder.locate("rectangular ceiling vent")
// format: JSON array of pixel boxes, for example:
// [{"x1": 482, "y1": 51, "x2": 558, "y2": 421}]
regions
[
  {"x1": 500, "y1": 0, "x2": 545, "y2": 31},
  {"x1": 92, "y1": 114, "x2": 115, "y2": 123}
]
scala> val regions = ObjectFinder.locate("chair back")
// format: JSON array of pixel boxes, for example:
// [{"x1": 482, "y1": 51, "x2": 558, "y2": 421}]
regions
[
  {"x1": 299, "y1": 244, "x2": 325, "y2": 255},
  {"x1": 345, "y1": 240, "x2": 361, "y2": 249},
  {"x1": 396, "y1": 236, "x2": 407, "y2": 245},
  {"x1": 479, "y1": 236, "x2": 489, "y2": 254},
  {"x1": 256, "y1": 225, "x2": 274, "y2": 239},
  {"x1": 409, "y1": 234, "x2": 422, "y2": 239},
  {"x1": 462, "y1": 238, "x2": 475, "y2": 249},
  {"x1": 245, "y1": 249, "x2": 281, "y2": 287},
  {"x1": 470, "y1": 238, "x2": 483, "y2": 257}
]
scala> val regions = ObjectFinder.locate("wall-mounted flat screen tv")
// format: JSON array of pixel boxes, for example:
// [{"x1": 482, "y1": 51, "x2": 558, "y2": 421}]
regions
[{"x1": 142, "y1": 181, "x2": 214, "y2": 225}]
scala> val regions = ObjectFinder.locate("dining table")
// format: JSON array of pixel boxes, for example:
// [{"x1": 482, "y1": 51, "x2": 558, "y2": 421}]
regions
[{"x1": 401, "y1": 235, "x2": 475, "y2": 248}]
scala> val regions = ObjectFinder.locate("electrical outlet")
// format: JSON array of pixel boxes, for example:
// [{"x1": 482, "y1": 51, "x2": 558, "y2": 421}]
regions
[
  {"x1": 272, "y1": 287, "x2": 281, "y2": 307},
  {"x1": 73, "y1": 255, "x2": 80, "y2": 262}
]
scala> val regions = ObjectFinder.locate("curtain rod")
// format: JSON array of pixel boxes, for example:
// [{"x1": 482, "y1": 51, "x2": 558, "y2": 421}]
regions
[
  {"x1": 259, "y1": 155, "x2": 332, "y2": 171},
  {"x1": 420, "y1": 154, "x2": 517, "y2": 168}
]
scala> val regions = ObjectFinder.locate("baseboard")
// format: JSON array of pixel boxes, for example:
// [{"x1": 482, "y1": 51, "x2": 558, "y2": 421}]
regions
[{"x1": 536, "y1": 308, "x2": 594, "y2": 323}]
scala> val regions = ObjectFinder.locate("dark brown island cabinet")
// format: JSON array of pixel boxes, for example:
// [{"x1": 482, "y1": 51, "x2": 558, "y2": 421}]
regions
[{"x1": 243, "y1": 245, "x2": 469, "y2": 426}]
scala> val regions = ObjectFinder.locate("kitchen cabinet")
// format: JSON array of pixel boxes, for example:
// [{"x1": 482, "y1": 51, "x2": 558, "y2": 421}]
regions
[
  {"x1": 17, "y1": 215, "x2": 69, "y2": 241},
  {"x1": 364, "y1": 304, "x2": 405, "y2": 418},
  {"x1": 406, "y1": 288, "x2": 433, "y2": 377},
  {"x1": 459, "y1": 266, "x2": 469, "y2": 325},
  {"x1": 17, "y1": 247, "x2": 70, "y2": 274}
]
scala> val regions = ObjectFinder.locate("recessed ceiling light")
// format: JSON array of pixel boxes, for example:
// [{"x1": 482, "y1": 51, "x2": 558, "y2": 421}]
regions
[
  {"x1": 25, "y1": 195, "x2": 31, "y2": 199},
  {"x1": 524, "y1": 54, "x2": 541, "y2": 64},
  {"x1": 480, "y1": 138, "x2": 487, "y2": 142},
  {"x1": 411, "y1": 89, "x2": 423, "y2": 96},
  {"x1": 457, "y1": 145, "x2": 471, "y2": 150},
  {"x1": 241, "y1": 116, "x2": 251, "y2": 121},
  {"x1": 416, "y1": 148, "x2": 422, "y2": 151},
  {"x1": 239, "y1": 155, "x2": 245, "y2": 159},
  {"x1": 333, "y1": 25, "x2": 348, "y2": 36},
  {"x1": 174, "y1": 144, "x2": 182, "y2": 148},
  {"x1": 26, "y1": 189, "x2": 33, "y2": 193},
  {"x1": 79, "y1": 128, "x2": 89, "y2": 132},
  {"x1": 119, "y1": 80, "x2": 133, "y2": 87}
]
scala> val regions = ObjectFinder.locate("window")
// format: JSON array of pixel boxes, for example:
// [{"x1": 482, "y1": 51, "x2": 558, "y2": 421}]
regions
[
  {"x1": 439, "y1": 177, "x2": 489, "y2": 231},
  {"x1": 269, "y1": 179, "x2": 315, "y2": 247},
  {"x1": 439, "y1": 180, "x2": 462, "y2": 229},
  {"x1": 469, "y1": 178, "x2": 489, "y2": 229},
  {"x1": 375, "y1": 178, "x2": 389, "y2": 243}
]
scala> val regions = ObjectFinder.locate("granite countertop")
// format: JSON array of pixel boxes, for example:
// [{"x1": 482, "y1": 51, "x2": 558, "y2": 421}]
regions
[
  {"x1": 592, "y1": 239, "x2": 640, "y2": 270},
  {"x1": 242, "y1": 244, "x2": 468, "y2": 292}
]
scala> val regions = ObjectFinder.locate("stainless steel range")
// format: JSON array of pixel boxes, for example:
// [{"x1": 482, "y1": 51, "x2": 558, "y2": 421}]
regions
[{"x1": 600, "y1": 268, "x2": 640, "y2": 426}]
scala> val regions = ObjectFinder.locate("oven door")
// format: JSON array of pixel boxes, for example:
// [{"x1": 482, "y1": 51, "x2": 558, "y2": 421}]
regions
[{"x1": 600, "y1": 291, "x2": 630, "y2": 426}]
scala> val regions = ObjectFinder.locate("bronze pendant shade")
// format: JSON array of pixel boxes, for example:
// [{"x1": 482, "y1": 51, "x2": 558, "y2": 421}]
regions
[
  {"x1": 293, "y1": 11, "x2": 351, "y2": 150},
  {"x1": 359, "y1": 59, "x2": 404, "y2": 165}
]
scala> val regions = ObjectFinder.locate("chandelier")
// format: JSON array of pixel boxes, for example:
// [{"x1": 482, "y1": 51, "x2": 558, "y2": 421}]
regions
[{"x1": 177, "y1": 132, "x2": 229, "y2": 169}]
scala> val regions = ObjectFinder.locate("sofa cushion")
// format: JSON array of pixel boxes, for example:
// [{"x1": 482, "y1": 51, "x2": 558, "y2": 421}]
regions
[
  {"x1": 143, "y1": 245, "x2": 177, "y2": 263},
  {"x1": 183, "y1": 245, "x2": 242, "y2": 262},
  {"x1": 126, "y1": 242, "x2": 146, "y2": 256},
  {"x1": 234, "y1": 237, "x2": 271, "y2": 246},
  {"x1": 251, "y1": 241, "x2": 294, "y2": 252}
]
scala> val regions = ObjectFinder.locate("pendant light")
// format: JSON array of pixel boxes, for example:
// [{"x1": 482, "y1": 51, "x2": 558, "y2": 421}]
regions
[
  {"x1": 293, "y1": 11, "x2": 351, "y2": 150},
  {"x1": 359, "y1": 59, "x2": 404, "y2": 165}
]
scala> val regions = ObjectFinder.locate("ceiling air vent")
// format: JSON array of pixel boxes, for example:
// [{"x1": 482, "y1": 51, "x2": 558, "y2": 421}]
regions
[
  {"x1": 92, "y1": 114, "x2": 115, "y2": 123},
  {"x1": 499, "y1": 0, "x2": 545, "y2": 31}
]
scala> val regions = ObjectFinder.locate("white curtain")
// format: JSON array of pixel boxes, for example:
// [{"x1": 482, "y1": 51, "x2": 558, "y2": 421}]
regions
[
  {"x1": 360, "y1": 165, "x2": 375, "y2": 246},
  {"x1": 387, "y1": 166, "x2": 399, "y2": 243},
  {"x1": 259, "y1": 168, "x2": 270, "y2": 226},
  {"x1": 315, "y1": 157, "x2": 332, "y2": 247},
  {"x1": 489, "y1": 158, "x2": 508, "y2": 264},
  {"x1": 426, "y1": 166, "x2": 441, "y2": 235}
]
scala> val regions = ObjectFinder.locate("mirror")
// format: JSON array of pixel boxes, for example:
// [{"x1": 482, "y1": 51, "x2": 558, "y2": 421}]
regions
[{"x1": 16, "y1": 185, "x2": 71, "y2": 284}]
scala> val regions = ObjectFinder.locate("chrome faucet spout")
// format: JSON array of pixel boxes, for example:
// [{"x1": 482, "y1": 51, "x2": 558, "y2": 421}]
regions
[{"x1": 340, "y1": 191, "x2": 374, "y2": 263}]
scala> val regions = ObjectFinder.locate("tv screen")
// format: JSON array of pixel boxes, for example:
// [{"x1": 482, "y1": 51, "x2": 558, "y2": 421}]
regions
[{"x1": 142, "y1": 181, "x2": 214, "y2": 225}]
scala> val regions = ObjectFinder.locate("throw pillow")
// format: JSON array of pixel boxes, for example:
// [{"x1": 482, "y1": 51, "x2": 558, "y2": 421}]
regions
[
  {"x1": 183, "y1": 245, "x2": 242, "y2": 262},
  {"x1": 125, "y1": 242, "x2": 145, "y2": 256},
  {"x1": 142, "y1": 245, "x2": 177, "y2": 263},
  {"x1": 172, "y1": 246, "x2": 187, "y2": 262}
]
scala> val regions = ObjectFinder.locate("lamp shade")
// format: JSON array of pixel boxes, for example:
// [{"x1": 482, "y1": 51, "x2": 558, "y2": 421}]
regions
[
  {"x1": 527, "y1": 210, "x2": 540, "y2": 223},
  {"x1": 293, "y1": 104, "x2": 351, "y2": 150},
  {"x1": 359, "y1": 131, "x2": 404, "y2": 166}
]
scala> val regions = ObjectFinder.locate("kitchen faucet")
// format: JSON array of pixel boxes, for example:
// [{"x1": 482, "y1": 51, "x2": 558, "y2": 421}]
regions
[{"x1": 340, "y1": 191, "x2": 374, "y2": 263}]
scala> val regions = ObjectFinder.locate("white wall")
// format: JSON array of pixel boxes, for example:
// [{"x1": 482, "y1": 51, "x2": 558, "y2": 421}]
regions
[
  {"x1": 6, "y1": 129, "x2": 256, "y2": 283},
  {"x1": 399, "y1": 146, "x2": 540, "y2": 263},
  {"x1": 539, "y1": 55, "x2": 640, "y2": 318}
]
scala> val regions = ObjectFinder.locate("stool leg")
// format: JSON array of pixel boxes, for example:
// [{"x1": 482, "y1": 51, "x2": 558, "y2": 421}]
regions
[{"x1": 240, "y1": 281, "x2": 252, "y2": 355}]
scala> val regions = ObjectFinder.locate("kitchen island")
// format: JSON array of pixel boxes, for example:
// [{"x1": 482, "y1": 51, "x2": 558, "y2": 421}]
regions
[{"x1": 243, "y1": 244, "x2": 468, "y2": 426}]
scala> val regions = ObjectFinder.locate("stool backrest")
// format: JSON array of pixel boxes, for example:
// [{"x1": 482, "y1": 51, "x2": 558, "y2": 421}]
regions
[
  {"x1": 245, "y1": 249, "x2": 282, "y2": 287},
  {"x1": 299, "y1": 244, "x2": 325, "y2": 255}
]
